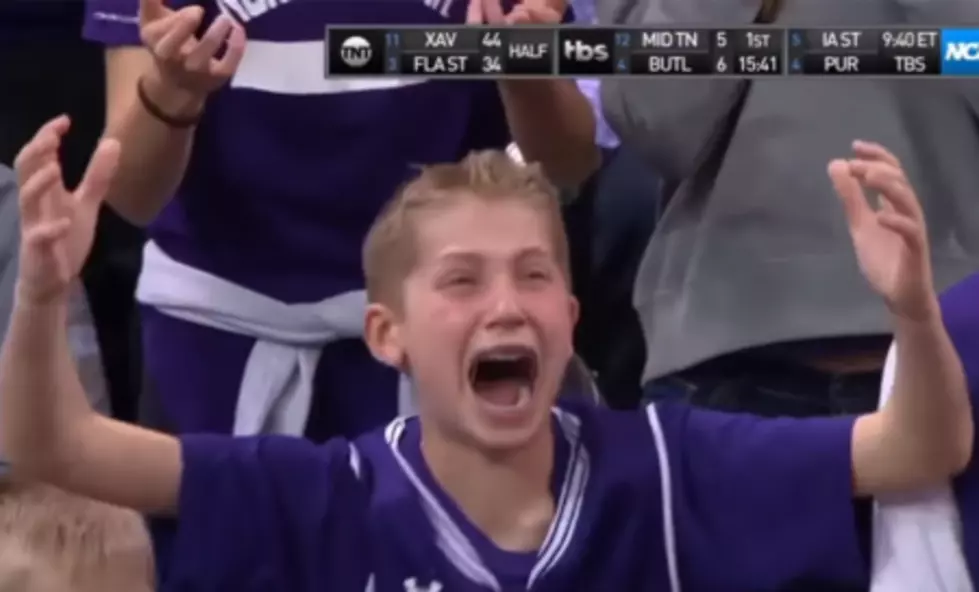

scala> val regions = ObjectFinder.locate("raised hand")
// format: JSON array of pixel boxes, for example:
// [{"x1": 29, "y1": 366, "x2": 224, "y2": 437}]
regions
[
  {"x1": 467, "y1": 0, "x2": 564, "y2": 24},
  {"x1": 829, "y1": 141, "x2": 936, "y2": 322},
  {"x1": 139, "y1": 0, "x2": 246, "y2": 99},
  {"x1": 13, "y1": 116, "x2": 121, "y2": 305}
]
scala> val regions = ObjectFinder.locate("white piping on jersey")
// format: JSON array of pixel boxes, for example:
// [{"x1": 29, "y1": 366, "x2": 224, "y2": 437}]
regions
[
  {"x1": 384, "y1": 410, "x2": 589, "y2": 590},
  {"x1": 645, "y1": 404, "x2": 681, "y2": 592},
  {"x1": 229, "y1": 39, "x2": 428, "y2": 95},
  {"x1": 349, "y1": 443, "x2": 363, "y2": 478},
  {"x1": 525, "y1": 408, "x2": 588, "y2": 587},
  {"x1": 385, "y1": 419, "x2": 497, "y2": 587}
]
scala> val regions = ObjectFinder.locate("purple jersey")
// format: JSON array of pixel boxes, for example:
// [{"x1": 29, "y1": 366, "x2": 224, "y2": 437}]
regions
[
  {"x1": 83, "y1": 0, "x2": 513, "y2": 303},
  {"x1": 944, "y1": 272, "x2": 979, "y2": 580},
  {"x1": 167, "y1": 402, "x2": 866, "y2": 591},
  {"x1": 82, "y1": 0, "x2": 558, "y2": 439}
]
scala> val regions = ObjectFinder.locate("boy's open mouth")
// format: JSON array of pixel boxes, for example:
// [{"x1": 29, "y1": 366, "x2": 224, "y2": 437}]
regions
[{"x1": 468, "y1": 345, "x2": 538, "y2": 408}]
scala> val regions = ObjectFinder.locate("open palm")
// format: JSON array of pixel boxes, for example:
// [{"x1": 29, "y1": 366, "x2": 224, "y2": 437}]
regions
[
  {"x1": 14, "y1": 116, "x2": 120, "y2": 304},
  {"x1": 829, "y1": 141, "x2": 934, "y2": 321}
]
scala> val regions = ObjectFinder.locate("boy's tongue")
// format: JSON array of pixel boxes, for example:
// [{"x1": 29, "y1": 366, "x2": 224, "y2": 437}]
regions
[{"x1": 475, "y1": 381, "x2": 527, "y2": 407}]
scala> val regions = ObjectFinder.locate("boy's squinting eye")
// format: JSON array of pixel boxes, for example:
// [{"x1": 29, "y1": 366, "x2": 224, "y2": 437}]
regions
[
  {"x1": 520, "y1": 263, "x2": 553, "y2": 283},
  {"x1": 441, "y1": 272, "x2": 477, "y2": 289}
]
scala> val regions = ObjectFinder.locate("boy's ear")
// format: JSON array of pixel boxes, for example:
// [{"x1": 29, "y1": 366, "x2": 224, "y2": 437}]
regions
[
  {"x1": 567, "y1": 294, "x2": 580, "y2": 328},
  {"x1": 365, "y1": 303, "x2": 406, "y2": 371}
]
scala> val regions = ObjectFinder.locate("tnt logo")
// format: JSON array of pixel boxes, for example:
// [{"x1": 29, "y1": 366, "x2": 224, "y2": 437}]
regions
[
  {"x1": 941, "y1": 29, "x2": 979, "y2": 75},
  {"x1": 340, "y1": 36, "x2": 373, "y2": 69}
]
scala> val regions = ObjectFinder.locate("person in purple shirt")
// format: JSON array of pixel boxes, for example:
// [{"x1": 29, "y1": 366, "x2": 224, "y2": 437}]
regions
[
  {"x1": 1, "y1": 122, "x2": 973, "y2": 591},
  {"x1": 943, "y1": 272, "x2": 979, "y2": 581},
  {"x1": 83, "y1": 0, "x2": 599, "y2": 442}
]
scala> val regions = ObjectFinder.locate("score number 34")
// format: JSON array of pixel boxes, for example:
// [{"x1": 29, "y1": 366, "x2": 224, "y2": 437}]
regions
[{"x1": 481, "y1": 31, "x2": 504, "y2": 73}]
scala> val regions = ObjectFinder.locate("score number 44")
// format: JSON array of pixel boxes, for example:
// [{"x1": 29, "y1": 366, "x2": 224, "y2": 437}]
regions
[{"x1": 481, "y1": 31, "x2": 504, "y2": 73}]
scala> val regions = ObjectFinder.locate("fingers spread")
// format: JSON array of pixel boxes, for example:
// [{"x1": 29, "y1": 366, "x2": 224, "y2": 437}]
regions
[
  {"x1": 18, "y1": 162, "x2": 63, "y2": 225},
  {"x1": 828, "y1": 159, "x2": 870, "y2": 228},
  {"x1": 75, "y1": 139, "x2": 122, "y2": 208},
  {"x1": 14, "y1": 115, "x2": 70, "y2": 186},
  {"x1": 24, "y1": 218, "x2": 72, "y2": 250}
]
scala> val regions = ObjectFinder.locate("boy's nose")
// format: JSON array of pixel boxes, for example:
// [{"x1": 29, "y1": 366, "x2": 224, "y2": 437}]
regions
[{"x1": 485, "y1": 281, "x2": 526, "y2": 329}]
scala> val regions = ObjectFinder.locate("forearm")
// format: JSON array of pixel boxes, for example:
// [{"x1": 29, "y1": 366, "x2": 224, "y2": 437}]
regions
[
  {"x1": 0, "y1": 296, "x2": 93, "y2": 478},
  {"x1": 0, "y1": 293, "x2": 181, "y2": 511},
  {"x1": 103, "y1": 74, "x2": 200, "y2": 226},
  {"x1": 882, "y1": 310, "x2": 973, "y2": 483},
  {"x1": 498, "y1": 79, "x2": 600, "y2": 187}
]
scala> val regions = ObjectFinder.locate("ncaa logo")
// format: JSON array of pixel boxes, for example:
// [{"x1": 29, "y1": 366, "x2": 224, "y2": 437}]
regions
[
  {"x1": 941, "y1": 29, "x2": 979, "y2": 76},
  {"x1": 945, "y1": 42, "x2": 979, "y2": 61},
  {"x1": 340, "y1": 36, "x2": 373, "y2": 68}
]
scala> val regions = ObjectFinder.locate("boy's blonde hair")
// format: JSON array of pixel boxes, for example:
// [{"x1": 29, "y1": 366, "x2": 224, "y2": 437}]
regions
[
  {"x1": 0, "y1": 480, "x2": 154, "y2": 592},
  {"x1": 363, "y1": 151, "x2": 571, "y2": 307}
]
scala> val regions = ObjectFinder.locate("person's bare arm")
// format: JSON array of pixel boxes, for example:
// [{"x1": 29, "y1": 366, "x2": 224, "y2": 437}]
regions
[
  {"x1": 498, "y1": 79, "x2": 601, "y2": 187},
  {"x1": 101, "y1": 2, "x2": 244, "y2": 226},
  {"x1": 102, "y1": 47, "x2": 200, "y2": 225},
  {"x1": 0, "y1": 297, "x2": 181, "y2": 513},
  {"x1": 0, "y1": 118, "x2": 181, "y2": 514},
  {"x1": 852, "y1": 312, "x2": 971, "y2": 496},
  {"x1": 468, "y1": 1, "x2": 599, "y2": 186},
  {"x1": 826, "y1": 142, "x2": 973, "y2": 496}
]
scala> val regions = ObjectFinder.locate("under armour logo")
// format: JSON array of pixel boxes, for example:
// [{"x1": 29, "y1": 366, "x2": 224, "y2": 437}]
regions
[{"x1": 404, "y1": 577, "x2": 443, "y2": 592}]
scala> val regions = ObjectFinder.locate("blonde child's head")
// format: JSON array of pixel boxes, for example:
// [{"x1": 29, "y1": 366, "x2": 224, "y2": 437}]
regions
[
  {"x1": 0, "y1": 479, "x2": 154, "y2": 592},
  {"x1": 363, "y1": 151, "x2": 579, "y2": 454}
]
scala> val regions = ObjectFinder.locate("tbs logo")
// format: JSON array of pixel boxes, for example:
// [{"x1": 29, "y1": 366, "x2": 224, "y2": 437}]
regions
[
  {"x1": 340, "y1": 36, "x2": 373, "y2": 68},
  {"x1": 562, "y1": 39, "x2": 609, "y2": 62}
]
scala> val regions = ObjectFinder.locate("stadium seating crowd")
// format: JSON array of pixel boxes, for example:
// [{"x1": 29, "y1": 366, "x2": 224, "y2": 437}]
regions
[{"x1": 0, "y1": 0, "x2": 978, "y2": 589}]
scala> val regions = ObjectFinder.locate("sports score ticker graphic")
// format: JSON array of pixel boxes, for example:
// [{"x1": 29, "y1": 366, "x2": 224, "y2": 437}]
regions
[{"x1": 325, "y1": 26, "x2": 979, "y2": 78}]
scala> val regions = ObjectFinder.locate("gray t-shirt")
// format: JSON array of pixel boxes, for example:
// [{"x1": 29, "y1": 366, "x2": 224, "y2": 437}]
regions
[
  {"x1": 600, "y1": 0, "x2": 979, "y2": 382},
  {"x1": 0, "y1": 166, "x2": 18, "y2": 342}
]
